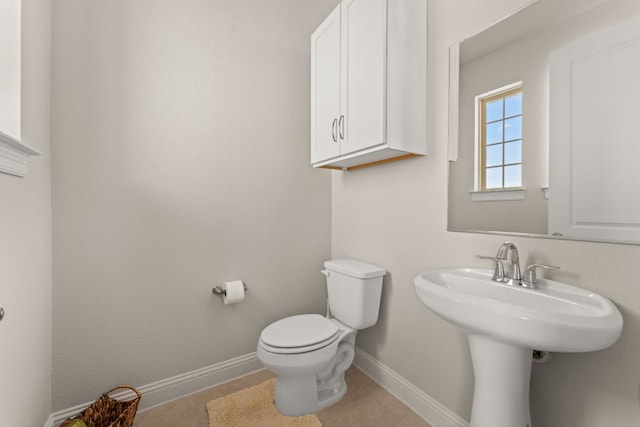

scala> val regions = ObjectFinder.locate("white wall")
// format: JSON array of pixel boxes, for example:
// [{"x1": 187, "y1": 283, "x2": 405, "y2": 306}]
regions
[
  {"x1": 0, "y1": 0, "x2": 52, "y2": 426},
  {"x1": 51, "y1": 0, "x2": 336, "y2": 411},
  {"x1": 333, "y1": 0, "x2": 640, "y2": 426}
]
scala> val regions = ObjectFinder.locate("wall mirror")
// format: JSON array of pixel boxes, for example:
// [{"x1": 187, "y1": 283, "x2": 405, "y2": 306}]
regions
[{"x1": 447, "y1": 0, "x2": 640, "y2": 245}]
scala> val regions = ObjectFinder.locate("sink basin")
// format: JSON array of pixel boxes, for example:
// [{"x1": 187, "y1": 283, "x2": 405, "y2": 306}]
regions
[
  {"x1": 414, "y1": 268, "x2": 623, "y2": 427},
  {"x1": 414, "y1": 268, "x2": 622, "y2": 352}
]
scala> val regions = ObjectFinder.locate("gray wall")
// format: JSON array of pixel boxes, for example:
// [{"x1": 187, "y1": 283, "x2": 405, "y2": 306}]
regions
[
  {"x1": 333, "y1": 0, "x2": 640, "y2": 426},
  {"x1": 0, "y1": 0, "x2": 52, "y2": 426},
  {"x1": 51, "y1": 0, "x2": 335, "y2": 411}
]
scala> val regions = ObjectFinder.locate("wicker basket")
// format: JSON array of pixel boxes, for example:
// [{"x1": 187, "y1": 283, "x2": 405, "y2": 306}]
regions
[{"x1": 73, "y1": 384, "x2": 142, "y2": 427}]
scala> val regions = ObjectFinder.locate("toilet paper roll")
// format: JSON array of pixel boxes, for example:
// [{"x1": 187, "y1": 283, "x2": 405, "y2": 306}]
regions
[{"x1": 222, "y1": 280, "x2": 245, "y2": 305}]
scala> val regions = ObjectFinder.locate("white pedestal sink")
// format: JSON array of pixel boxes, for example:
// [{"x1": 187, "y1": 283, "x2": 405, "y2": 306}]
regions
[{"x1": 414, "y1": 268, "x2": 623, "y2": 427}]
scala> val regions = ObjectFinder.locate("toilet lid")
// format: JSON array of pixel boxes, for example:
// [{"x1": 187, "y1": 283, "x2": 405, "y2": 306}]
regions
[{"x1": 260, "y1": 314, "x2": 339, "y2": 350}]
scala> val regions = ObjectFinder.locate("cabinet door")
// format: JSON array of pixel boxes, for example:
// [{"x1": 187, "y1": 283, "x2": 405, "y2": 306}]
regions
[
  {"x1": 341, "y1": 0, "x2": 386, "y2": 155},
  {"x1": 311, "y1": 5, "x2": 342, "y2": 163}
]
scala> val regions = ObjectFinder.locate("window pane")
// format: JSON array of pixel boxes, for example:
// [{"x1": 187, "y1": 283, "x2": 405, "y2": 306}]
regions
[
  {"x1": 486, "y1": 167, "x2": 503, "y2": 189},
  {"x1": 504, "y1": 116, "x2": 522, "y2": 141},
  {"x1": 504, "y1": 140, "x2": 521, "y2": 164},
  {"x1": 505, "y1": 93, "x2": 522, "y2": 117},
  {"x1": 486, "y1": 145, "x2": 503, "y2": 167},
  {"x1": 504, "y1": 164, "x2": 522, "y2": 187},
  {"x1": 486, "y1": 121, "x2": 503, "y2": 144},
  {"x1": 478, "y1": 86, "x2": 523, "y2": 191},
  {"x1": 485, "y1": 99, "x2": 503, "y2": 122}
]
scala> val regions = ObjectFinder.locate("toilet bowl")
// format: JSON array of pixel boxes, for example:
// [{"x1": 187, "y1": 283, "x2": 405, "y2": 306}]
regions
[
  {"x1": 257, "y1": 259, "x2": 385, "y2": 416},
  {"x1": 257, "y1": 315, "x2": 356, "y2": 415}
]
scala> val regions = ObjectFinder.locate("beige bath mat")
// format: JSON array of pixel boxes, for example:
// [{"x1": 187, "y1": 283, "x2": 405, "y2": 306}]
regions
[{"x1": 207, "y1": 378, "x2": 322, "y2": 427}]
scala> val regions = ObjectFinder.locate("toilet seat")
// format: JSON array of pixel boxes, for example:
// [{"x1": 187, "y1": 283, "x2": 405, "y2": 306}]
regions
[{"x1": 260, "y1": 314, "x2": 340, "y2": 354}]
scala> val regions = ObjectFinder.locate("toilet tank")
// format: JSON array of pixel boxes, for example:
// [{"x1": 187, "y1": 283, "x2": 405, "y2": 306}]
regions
[{"x1": 324, "y1": 259, "x2": 386, "y2": 330}]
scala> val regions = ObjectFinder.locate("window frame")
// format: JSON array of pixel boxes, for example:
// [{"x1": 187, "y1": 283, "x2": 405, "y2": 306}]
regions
[{"x1": 474, "y1": 82, "x2": 524, "y2": 193}]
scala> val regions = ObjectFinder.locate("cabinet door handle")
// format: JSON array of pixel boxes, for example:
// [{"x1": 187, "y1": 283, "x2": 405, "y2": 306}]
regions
[
  {"x1": 331, "y1": 118, "x2": 338, "y2": 142},
  {"x1": 338, "y1": 115, "x2": 345, "y2": 140}
]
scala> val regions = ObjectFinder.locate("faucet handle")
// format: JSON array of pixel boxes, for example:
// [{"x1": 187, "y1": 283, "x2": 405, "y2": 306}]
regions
[
  {"x1": 523, "y1": 264, "x2": 560, "y2": 288},
  {"x1": 477, "y1": 255, "x2": 506, "y2": 281}
]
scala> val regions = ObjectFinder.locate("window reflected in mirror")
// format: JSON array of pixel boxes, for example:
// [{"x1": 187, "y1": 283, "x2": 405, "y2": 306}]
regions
[{"x1": 478, "y1": 84, "x2": 523, "y2": 190}]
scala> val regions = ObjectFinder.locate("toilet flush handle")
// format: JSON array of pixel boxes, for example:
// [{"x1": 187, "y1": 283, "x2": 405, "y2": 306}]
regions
[{"x1": 321, "y1": 270, "x2": 330, "y2": 277}]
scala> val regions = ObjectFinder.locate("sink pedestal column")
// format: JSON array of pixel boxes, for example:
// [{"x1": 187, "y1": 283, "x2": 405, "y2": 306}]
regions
[{"x1": 468, "y1": 334, "x2": 532, "y2": 427}]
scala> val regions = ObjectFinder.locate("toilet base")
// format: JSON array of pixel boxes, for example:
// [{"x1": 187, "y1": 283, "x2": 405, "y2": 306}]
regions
[
  {"x1": 268, "y1": 340, "x2": 355, "y2": 416},
  {"x1": 272, "y1": 373, "x2": 349, "y2": 416},
  {"x1": 274, "y1": 374, "x2": 325, "y2": 416}
]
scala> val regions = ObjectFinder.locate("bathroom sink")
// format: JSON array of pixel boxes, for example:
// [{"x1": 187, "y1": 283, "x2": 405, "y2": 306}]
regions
[
  {"x1": 414, "y1": 267, "x2": 623, "y2": 427},
  {"x1": 414, "y1": 268, "x2": 622, "y2": 352}
]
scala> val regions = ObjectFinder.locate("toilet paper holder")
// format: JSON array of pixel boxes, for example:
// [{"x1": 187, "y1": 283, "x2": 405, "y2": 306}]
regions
[{"x1": 212, "y1": 282, "x2": 248, "y2": 297}]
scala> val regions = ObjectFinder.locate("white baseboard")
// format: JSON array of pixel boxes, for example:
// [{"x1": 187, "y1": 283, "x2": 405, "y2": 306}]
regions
[
  {"x1": 354, "y1": 347, "x2": 470, "y2": 427},
  {"x1": 48, "y1": 352, "x2": 262, "y2": 426},
  {"x1": 47, "y1": 348, "x2": 468, "y2": 427},
  {"x1": 134, "y1": 352, "x2": 262, "y2": 411}
]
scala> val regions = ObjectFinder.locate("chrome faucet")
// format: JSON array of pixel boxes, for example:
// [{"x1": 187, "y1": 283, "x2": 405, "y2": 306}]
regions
[
  {"x1": 477, "y1": 242, "x2": 521, "y2": 285},
  {"x1": 478, "y1": 242, "x2": 559, "y2": 289},
  {"x1": 522, "y1": 264, "x2": 559, "y2": 289},
  {"x1": 476, "y1": 254, "x2": 506, "y2": 282},
  {"x1": 496, "y1": 242, "x2": 522, "y2": 286}
]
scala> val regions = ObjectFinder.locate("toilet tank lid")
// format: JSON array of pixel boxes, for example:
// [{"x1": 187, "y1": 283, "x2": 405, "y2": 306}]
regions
[{"x1": 324, "y1": 259, "x2": 386, "y2": 279}]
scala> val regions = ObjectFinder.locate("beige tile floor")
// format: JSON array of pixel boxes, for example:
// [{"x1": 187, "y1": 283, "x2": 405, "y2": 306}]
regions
[{"x1": 133, "y1": 366, "x2": 432, "y2": 427}]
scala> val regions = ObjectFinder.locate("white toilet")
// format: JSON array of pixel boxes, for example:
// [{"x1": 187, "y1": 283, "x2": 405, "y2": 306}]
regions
[{"x1": 257, "y1": 259, "x2": 385, "y2": 416}]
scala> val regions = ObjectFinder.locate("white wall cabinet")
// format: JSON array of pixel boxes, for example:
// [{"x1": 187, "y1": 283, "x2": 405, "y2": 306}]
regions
[{"x1": 310, "y1": 0, "x2": 427, "y2": 171}]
